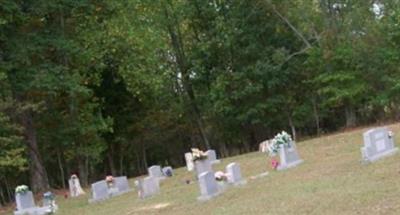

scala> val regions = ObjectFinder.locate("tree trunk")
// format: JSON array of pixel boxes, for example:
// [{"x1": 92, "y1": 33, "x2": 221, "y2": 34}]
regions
[
  {"x1": 78, "y1": 157, "x2": 88, "y2": 187},
  {"x1": 288, "y1": 114, "x2": 297, "y2": 141},
  {"x1": 345, "y1": 105, "x2": 356, "y2": 127},
  {"x1": 142, "y1": 143, "x2": 148, "y2": 173},
  {"x1": 163, "y1": 2, "x2": 210, "y2": 149},
  {"x1": 57, "y1": 150, "x2": 66, "y2": 189},
  {"x1": 4, "y1": 178, "x2": 11, "y2": 203},
  {"x1": 119, "y1": 154, "x2": 124, "y2": 176},
  {"x1": 312, "y1": 97, "x2": 321, "y2": 135},
  {"x1": 107, "y1": 144, "x2": 116, "y2": 176},
  {"x1": 21, "y1": 110, "x2": 50, "y2": 192}
]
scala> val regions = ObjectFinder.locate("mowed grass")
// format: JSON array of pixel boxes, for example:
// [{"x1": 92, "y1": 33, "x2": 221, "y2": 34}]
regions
[{"x1": 6, "y1": 124, "x2": 400, "y2": 215}]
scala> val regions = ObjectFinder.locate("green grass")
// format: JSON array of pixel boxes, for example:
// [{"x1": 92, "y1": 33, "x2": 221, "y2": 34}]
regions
[{"x1": 6, "y1": 124, "x2": 400, "y2": 214}]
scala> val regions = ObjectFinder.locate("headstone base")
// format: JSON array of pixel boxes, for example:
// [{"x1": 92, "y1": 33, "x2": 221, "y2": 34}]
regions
[
  {"x1": 229, "y1": 180, "x2": 247, "y2": 186},
  {"x1": 210, "y1": 160, "x2": 221, "y2": 165},
  {"x1": 361, "y1": 147, "x2": 398, "y2": 164},
  {"x1": 197, "y1": 190, "x2": 222, "y2": 201},
  {"x1": 14, "y1": 206, "x2": 50, "y2": 215},
  {"x1": 277, "y1": 159, "x2": 303, "y2": 171}
]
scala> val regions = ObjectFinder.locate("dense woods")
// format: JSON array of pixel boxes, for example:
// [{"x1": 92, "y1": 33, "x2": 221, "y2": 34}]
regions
[{"x1": 0, "y1": 0, "x2": 399, "y2": 206}]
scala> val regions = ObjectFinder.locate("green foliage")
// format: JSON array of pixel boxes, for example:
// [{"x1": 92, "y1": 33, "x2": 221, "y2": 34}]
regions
[{"x1": 1, "y1": 0, "x2": 400, "y2": 202}]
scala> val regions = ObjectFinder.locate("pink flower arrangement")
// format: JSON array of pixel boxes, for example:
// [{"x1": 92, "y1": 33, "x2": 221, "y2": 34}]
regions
[
  {"x1": 105, "y1": 175, "x2": 114, "y2": 187},
  {"x1": 271, "y1": 159, "x2": 279, "y2": 170},
  {"x1": 214, "y1": 171, "x2": 228, "y2": 181}
]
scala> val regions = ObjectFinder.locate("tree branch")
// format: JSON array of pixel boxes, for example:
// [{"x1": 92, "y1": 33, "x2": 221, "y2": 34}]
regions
[{"x1": 271, "y1": 5, "x2": 312, "y2": 48}]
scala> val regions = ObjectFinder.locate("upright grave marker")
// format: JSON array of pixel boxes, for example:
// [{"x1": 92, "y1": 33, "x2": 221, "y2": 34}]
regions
[
  {"x1": 137, "y1": 176, "x2": 160, "y2": 199},
  {"x1": 265, "y1": 131, "x2": 303, "y2": 171},
  {"x1": 226, "y1": 162, "x2": 246, "y2": 186},
  {"x1": 89, "y1": 180, "x2": 109, "y2": 203},
  {"x1": 148, "y1": 165, "x2": 165, "y2": 180},
  {"x1": 206, "y1": 150, "x2": 220, "y2": 164},
  {"x1": 197, "y1": 171, "x2": 220, "y2": 201},
  {"x1": 277, "y1": 141, "x2": 303, "y2": 171},
  {"x1": 185, "y1": 152, "x2": 194, "y2": 171},
  {"x1": 69, "y1": 174, "x2": 85, "y2": 197},
  {"x1": 361, "y1": 127, "x2": 398, "y2": 163},
  {"x1": 114, "y1": 176, "x2": 132, "y2": 194},
  {"x1": 14, "y1": 186, "x2": 48, "y2": 215}
]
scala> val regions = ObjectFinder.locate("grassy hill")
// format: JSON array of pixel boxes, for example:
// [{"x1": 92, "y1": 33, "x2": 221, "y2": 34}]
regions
[{"x1": 6, "y1": 123, "x2": 400, "y2": 215}]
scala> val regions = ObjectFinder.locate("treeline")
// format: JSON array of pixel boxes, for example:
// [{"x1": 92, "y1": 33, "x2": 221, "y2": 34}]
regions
[{"x1": 1, "y1": 0, "x2": 399, "y2": 205}]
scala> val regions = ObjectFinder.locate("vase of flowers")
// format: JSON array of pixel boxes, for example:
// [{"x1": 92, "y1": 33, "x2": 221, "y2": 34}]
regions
[
  {"x1": 266, "y1": 131, "x2": 293, "y2": 157},
  {"x1": 15, "y1": 185, "x2": 29, "y2": 195},
  {"x1": 105, "y1": 175, "x2": 114, "y2": 188},
  {"x1": 191, "y1": 148, "x2": 208, "y2": 162}
]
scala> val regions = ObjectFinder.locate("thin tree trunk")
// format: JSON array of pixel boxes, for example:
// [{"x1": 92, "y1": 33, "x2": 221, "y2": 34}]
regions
[
  {"x1": 345, "y1": 105, "x2": 356, "y2": 127},
  {"x1": 288, "y1": 114, "x2": 297, "y2": 141},
  {"x1": 4, "y1": 178, "x2": 11, "y2": 203},
  {"x1": 163, "y1": 2, "x2": 210, "y2": 149},
  {"x1": 135, "y1": 150, "x2": 141, "y2": 175},
  {"x1": 119, "y1": 153, "x2": 124, "y2": 176},
  {"x1": 78, "y1": 157, "x2": 88, "y2": 187},
  {"x1": 0, "y1": 185, "x2": 5, "y2": 207},
  {"x1": 142, "y1": 143, "x2": 148, "y2": 172},
  {"x1": 107, "y1": 144, "x2": 116, "y2": 176},
  {"x1": 312, "y1": 97, "x2": 321, "y2": 135},
  {"x1": 21, "y1": 110, "x2": 50, "y2": 192},
  {"x1": 57, "y1": 150, "x2": 66, "y2": 189}
]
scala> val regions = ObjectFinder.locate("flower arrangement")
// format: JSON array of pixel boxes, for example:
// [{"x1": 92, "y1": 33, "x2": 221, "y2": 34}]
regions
[
  {"x1": 105, "y1": 175, "x2": 114, "y2": 187},
  {"x1": 271, "y1": 159, "x2": 279, "y2": 170},
  {"x1": 191, "y1": 148, "x2": 208, "y2": 162},
  {"x1": 15, "y1": 185, "x2": 29, "y2": 194},
  {"x1": 267, "y1": 131, "x2": 293, "y2": 156},
  {"x1": 214, "y1": 171, "x2": 228, "y2": 182},
  {"x1": 388, "y1": 131, "x2": 394, "y2": 138}
]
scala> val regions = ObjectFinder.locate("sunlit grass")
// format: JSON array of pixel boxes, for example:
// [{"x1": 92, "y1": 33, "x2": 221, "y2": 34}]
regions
[{"x1": 5, "y1": 123, "x2": 400, "y2": 215}]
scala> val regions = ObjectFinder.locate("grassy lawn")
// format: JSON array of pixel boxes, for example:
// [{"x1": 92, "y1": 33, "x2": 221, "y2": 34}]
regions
[{"x1": 5, "y1": 123, "x2": 400, "y2": 215}]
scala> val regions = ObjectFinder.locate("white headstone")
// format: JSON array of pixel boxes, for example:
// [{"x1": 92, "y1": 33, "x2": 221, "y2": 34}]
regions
[
  {"x1": 277, "y1": 141, "x2": 303, "y2": 171},
  {"x1": 148, "y1": 165, "x2": 165, "y2": 179},
  {"x1": 114, "y1": 176, "x2": 131, "y2": 194},
  {"x1": 194, "y1": 159, "x2": 213, "y2": 177},
  {"x1": 206, "y1": 150, "x2": 220, "y2": 164},
  {"x1": 89, "y1": 180, "x2": 109, "y2": 203},
  {"x1": 226, "y1": 162, "x2": 246, "y2": 185},
  {"x1": 361, "y1": 127, "x2": 398, "y2": 163},
  {"x1": 68, "y1": 176, "x2": 85, "y2": 197},
  {"x1": 259, "y1": 140, "x2": 269, "y2": 153},
  {"x1": 138, "y1": 177, "x2": 159, "y2": 199},
  {"x1": 185, "y1": 153, "x2": 194, "y2": 171},
  {"x1": 197, "y1": 171, "x2": 220, "y2": 201}
]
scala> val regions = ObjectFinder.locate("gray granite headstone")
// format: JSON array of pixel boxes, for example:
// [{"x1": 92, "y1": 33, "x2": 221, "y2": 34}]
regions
[
  {"x1": 14, "y1": 191, "x2": 48, "y2": 215},
  {"x1": 361, "y1": 127, "x2": 398, "y2": 163},
  {"x1": 185, "y1": 153, "x2": 194, "y2": 171},
  {"x1": 114, "y1": 176, "x2": 131, "y2": 194},
  {"x1": 89, "y1": 180, "x2": 109, "y2": 203},
  {"x1": 162, "y1": 166, "x2": 173, "y2": 177},
  {"x1": 226, "y1": 162, "x2": 246, "y2": 186},
  {"x1": 138, "y1": 177, "x2": 159, "y2": 199},
  {"x1": 197, "y1": 171, "x2": 220, "y2": 201},
  {"x1": 148, "y1": 165, "x2": 165, "y2": 179},
  {"x1": 15, "y1": 191, "x2": 35, "y2": 211},
  {"x1": 206, "y1": 150, "x2": 220, "y2": 164},
  {"x1": 194, "y1": 159, "x2": 213, "y2": 177},
  {"x1": 277, "y1": 141, "x2": 303, "y2": 171}
]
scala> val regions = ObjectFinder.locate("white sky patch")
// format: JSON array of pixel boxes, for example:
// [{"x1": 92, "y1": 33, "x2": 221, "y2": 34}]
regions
[{"x1": 372, "y1": 2, "x2": 384, "y2": 19}]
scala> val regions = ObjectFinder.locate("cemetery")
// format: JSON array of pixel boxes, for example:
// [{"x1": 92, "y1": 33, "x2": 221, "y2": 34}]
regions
[
  {"x1": 2, "y1": 1, "x2": 400, "y2": 215},
  {"x1": 0, "y1": 125, "x2": 399, "y2": 214}
]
